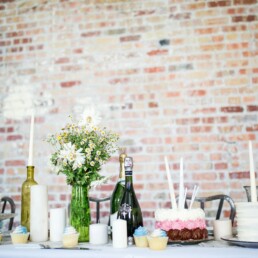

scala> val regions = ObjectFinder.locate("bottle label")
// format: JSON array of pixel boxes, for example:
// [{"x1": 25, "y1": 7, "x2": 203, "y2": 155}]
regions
[{"x1": 119, "y1": 203, "x2": 132, "y2": 218}]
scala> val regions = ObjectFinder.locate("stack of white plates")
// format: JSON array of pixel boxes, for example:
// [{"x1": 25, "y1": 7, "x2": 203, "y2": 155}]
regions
[{"x1": 236, "y1": 202, "x2": 258, "y2": 241}]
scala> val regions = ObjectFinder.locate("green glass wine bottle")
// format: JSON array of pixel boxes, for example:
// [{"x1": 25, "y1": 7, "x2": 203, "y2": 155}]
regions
[
  {"x1": 110, "y1": 152, "x2": 127, "y2": 224},
  {"x1": 117, "y1": 156, "x2": 143, "y2": 241},
  {"x1": 21, "y1": 166, "x2": 38, "y2": 231}
]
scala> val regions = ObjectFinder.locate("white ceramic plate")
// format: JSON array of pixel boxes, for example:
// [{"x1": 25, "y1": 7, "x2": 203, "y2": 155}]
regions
[{"x1": 221, "y1": 236, "x2": 258, "y2": 248}]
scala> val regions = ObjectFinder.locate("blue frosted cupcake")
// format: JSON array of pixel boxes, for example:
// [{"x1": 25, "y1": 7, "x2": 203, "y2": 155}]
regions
[
  {"x1": 133, "y1": 226, "x2": 148, "y2": 247},
  {"x1": 11, "y1": 226, "x2": 29, "y2": 244}
]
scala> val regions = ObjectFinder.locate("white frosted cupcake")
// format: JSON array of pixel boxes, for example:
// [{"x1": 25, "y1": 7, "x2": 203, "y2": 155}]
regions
[
  {"x1": 147, "y1": 229, "x2": 168, "y2": 251},
  {"x1": 11, "y1": 226, "x2": 29, "y2": 244},
  {"x1": 133, "y1": 226, "x2": 148, "y2": 247},
  {"x1": 62, "y1": 226, "x2": 79, "y2": 248}
]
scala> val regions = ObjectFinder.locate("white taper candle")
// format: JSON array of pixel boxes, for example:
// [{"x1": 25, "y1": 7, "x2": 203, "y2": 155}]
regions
[
  {"x1": 164, "y1": 156, "x2": 177, "y2": 209},
  {"x1": 249, "y1": 141, "x2": 257, "y2": 203},
  {"x1": 28, "y1": 112, "x2": 34, "y2": 166}
]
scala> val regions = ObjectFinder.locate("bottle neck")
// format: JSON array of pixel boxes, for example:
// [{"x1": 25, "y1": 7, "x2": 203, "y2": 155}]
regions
[
  {"x1": 119, "y1": 154, "x2": 126, "y2": 180},
  {"x1": 119, "y1": 161, "x2": 125, "y2": 180},
  {"x1": 26, "y1": 166, "x2": 35, "y2": 180},
  {"x1": 125, "y1": 171, "x2": 133, "y2": 190}
]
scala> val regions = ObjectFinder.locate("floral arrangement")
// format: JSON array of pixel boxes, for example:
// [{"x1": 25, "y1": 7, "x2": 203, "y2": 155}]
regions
[{"x1": 47, "y1": 107, "x2": 119, "y2": 187}]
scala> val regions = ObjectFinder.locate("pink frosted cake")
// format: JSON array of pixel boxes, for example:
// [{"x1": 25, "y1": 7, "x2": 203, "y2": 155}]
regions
[{"x1": 155, "y1": 208, "x2": 208, "y2": 241}]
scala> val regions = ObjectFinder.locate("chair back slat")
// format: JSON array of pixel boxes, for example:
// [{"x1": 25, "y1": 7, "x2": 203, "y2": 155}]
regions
[
  {"x1": 1, "y1": 196, "x2": 16, "y2": 231},
  {"x1": 179, "y1": 194, "x2": 236, "y2": 225}
]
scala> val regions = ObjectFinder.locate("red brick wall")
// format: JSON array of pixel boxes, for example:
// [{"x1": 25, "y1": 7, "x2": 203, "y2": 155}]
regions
[{"x1": 0, "y1": 0, "x2": 257, "y2": 229}]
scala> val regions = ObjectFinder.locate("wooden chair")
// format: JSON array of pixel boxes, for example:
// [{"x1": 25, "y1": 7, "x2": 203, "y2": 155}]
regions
[
  {"x1": 68, "y1": 196, "x2": 111, "y2": 223},
  {"x1": 183, "y1": 194, "x2": 236, "y2": 225},
  {"x1": 89, "y1": 196, "x2": 111, "y2": 223},
  {"x1": 1, "y1": 196, "x2": 16, "y2": 231}
]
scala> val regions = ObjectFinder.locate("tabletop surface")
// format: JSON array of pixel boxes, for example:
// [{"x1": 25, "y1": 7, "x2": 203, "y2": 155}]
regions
[{"x1": 0, "y1": 240, "x2": 258, "y2": 258}]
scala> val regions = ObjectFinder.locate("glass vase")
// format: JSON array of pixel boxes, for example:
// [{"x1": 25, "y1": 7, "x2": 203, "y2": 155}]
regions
[
  {"x1": 70, "y1": 185, "x2": 91, "y2": 242},
  {"x1": 21, "y1": 166, "x2": 38, "y2": 231}
]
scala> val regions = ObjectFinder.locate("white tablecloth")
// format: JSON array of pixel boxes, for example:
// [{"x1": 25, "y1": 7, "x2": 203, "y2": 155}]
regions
[{"x1": 0, "y1": 241, "x2": 257, "y2": 258}]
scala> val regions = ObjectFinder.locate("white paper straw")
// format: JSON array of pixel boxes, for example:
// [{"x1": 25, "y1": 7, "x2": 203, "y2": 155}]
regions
[
  {"x1": 249, "y1": 141, "x2": 257, "y2": 203},
  {"x1": 178, "y1": 157, "x2": 184, "y2": 210},
  {"x1": 164, "y1": 156, "x2": 177, "y2": 209},
  {"x1": 183, "y1": 187, "x2": 188, "y2": 209},
  {"x1": 189, "y1": 185, "x2": 199, "y2": 210}
]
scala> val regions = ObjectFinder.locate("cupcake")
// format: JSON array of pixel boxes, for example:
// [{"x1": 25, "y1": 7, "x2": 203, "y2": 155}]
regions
[
  {"x1": 11, "y1": 226, "x2": 29, "y2": 244},
  {"x1": 147, "y1": 229, "x2": 168, "y2": 251},
  {"x1": 62, "y1": 226, "x2": 79, "y2": 248},
  {"x1": 133, "y1": 226, "x2": 148, "y2": 247}
]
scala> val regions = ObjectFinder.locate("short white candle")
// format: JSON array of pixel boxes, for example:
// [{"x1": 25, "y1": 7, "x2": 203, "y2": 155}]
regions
[
  {"x1": 89, "y1": 224, "x2": 108, "y2": 245},
  {"x1": 30, "y1": 185, "x2": 48, "y2": 242},
  {"x1": 249, "y1": 141, "x2": 257, "y2": 203},
  {"x1": 112, "y1": 219, "x2": 127, "y2": 248},
  {"x1": 50, "y1": 208, "x2": 66, "y2": 242},
  {"x1": 28, "y1": 112, "x2": 34, "y2": 166}
]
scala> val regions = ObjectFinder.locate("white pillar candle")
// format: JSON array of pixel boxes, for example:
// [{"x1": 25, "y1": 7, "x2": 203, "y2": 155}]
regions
[
  {"x1": 112, "y1": 219, "x2": 127, "y2": 248},
  {"x1": 30, "y1": 185, "x2": 48, "y2": 242},
  {"x1": 28, "y1": 112, "x2": 34, "y2": 166},
  {"x1": 249, "y1": 141, "x2": 257, "y2": 203},
  {"x1": 50, "y1": 208, "x2": 66, "y2": 242},
  {"x1": 89, "y1": 224, "x2": 108, "y2": 245},
  {"x1": 213, "y1": 219, "x2": 232, "y2": 240}
]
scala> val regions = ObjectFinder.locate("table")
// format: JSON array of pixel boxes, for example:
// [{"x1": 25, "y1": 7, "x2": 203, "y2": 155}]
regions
[{"x1": 0, "y1": 241, "x2": 257, "y2": 258}]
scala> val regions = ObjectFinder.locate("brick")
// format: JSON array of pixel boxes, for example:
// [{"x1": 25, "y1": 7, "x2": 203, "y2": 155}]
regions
[
  {"x1": 191, "y1": 126, "x2": 213, "y2": 133},
  {"x1": 234, "y1": 0, "x2": 257, "y2": 4},
  {"x1": 208, "y1": 1, "x2": 231, "y2": 7},
  {"x1": 120, "y1": 35, "x2": 141, "y2": 42},
  {"x1": 247, "y1": 105, "x2": 258, "y2": 112},
  {"x1": 0, "y1": 0, "x2": 15, "y2": 3},
  {"x1": 81, "y1": 31, "x2": 101, "y2": 37},
  {"x1": 221, "y1": 106, "x2": 244, "y2": 112},
  {"x1": 5, "y1": 160, "x2": 25, "y2": 166},
  {"x1": 188, "y1": 90, "x2": 206, "y2": 97},
  {"x1": 232, "y1": 15, "x2": 257, "y2": 23},
  {"x1": 144, "y1": 67, "x2": 165, "y2": 73},
  {"x1": 192, "y1": 173, "x2": 217, "y2": 181},
  {"x1": 7, "y1": 135, "x2": 22, "y2": 141},
  {"x1": 147, "y1": 49, "x2": 168, "y2": 56},
  {"x1": 60, "y1": 81, "x2": 81, "y2": 88},
  {"x1": 169, "y1": 63, "x2": 193, "y2": 71},
  {"x1": 148, "y1": 102, "x2": 158, "y2": 108},
  {"x1": 170, "y1": 12, "x2": 191, "y2": 20},
  {"x1": 229, "y1": 171, "x2": 251, "y2": 179},
  {"x1": 214, "y1": 163, "x2": 228, "y2": 170},
  {"x1": 246, "y1": 125, "x2": 258, "y2": 132}
]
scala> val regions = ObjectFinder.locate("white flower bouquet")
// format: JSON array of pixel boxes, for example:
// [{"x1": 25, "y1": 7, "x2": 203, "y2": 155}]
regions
[{"x1": 47, "y1": 108, "x2": 119, "y2": 187}]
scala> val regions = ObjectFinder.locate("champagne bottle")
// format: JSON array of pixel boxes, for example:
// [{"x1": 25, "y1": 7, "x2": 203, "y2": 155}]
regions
[
  {"x1": 117, "y1": 156, "x2": 143, "y2": 241},
  {"x1": 110, "y1": 153, "x2": 127, "y2": 220},
  {"x1": 21, "y1": 166, "x2": 38, "y2": 231}
]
